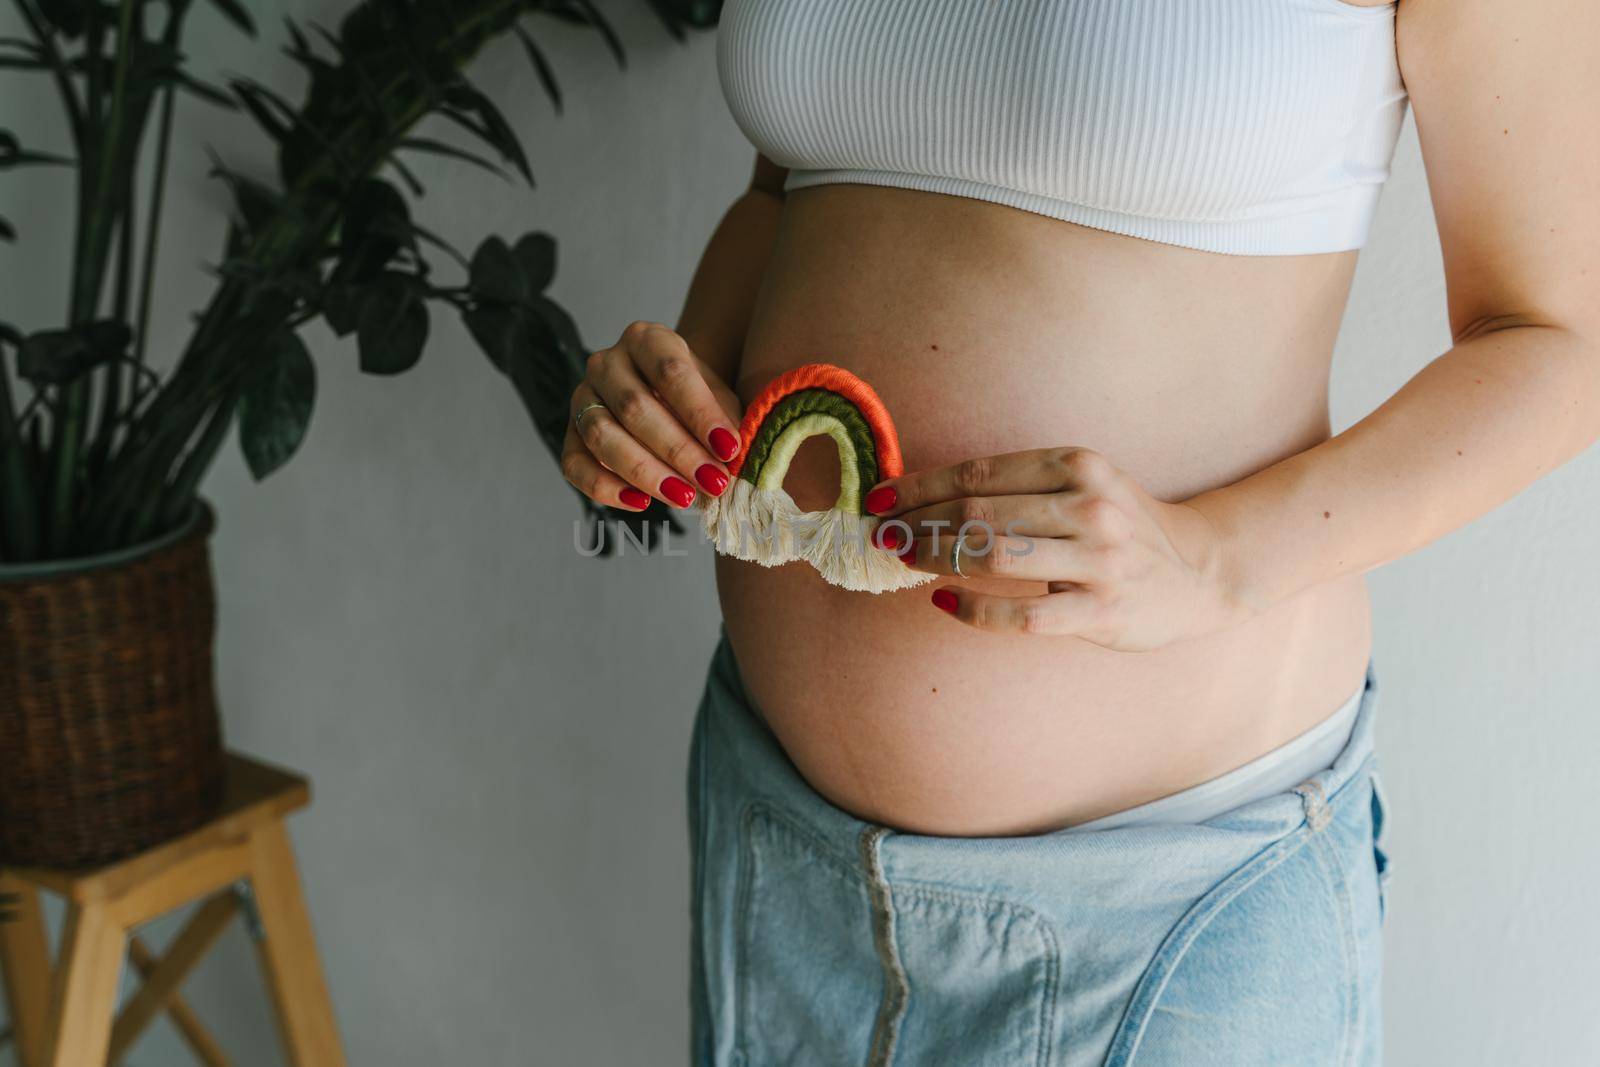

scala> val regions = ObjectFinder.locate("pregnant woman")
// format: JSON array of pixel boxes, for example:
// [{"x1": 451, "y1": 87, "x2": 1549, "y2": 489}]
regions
[{"x1": 562, "y1": 0, "x2": 1598, "y2": 1063}]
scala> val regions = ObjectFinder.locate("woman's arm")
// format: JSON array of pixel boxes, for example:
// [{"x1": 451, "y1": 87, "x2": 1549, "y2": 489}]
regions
[
  {"x1": 675, "y1": 153, "x2": 788, "y2": 387},
  {"x1": 869, "y1": 0, "x2": 1600, "y2": 648},
  {"x1": 560, "y1": 154, "x2": 786, "y2": 512},
  {"x1": 1189, "y1": 0, "x2": 1600, "y2": 618}
]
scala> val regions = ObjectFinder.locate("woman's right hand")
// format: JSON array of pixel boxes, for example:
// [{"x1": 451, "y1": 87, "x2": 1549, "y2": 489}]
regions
[{"x1": 561, "y1": 321, "x2": 744, "y2": 511}]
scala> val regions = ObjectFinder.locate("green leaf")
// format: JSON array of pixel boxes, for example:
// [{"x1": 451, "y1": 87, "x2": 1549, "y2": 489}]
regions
[
  {"x1": 169, "y1": 71, "x2": 239, "y2": 110},
  {"x1": 464, "y1": 293, "x2": 587, "y2": 463},
  {"x1": 336, "y1": 0, "x2": 393, "y2": 53},
  {"x1": 15, "y1": 321, "x2": 131, "y2": 384},
  {"x1": 211, "y1": 160, "x2": 285, "y2": 236},
  {"x1": 238, "y1": 78, "x2": 357, "y2": 188},
  {"x1": 238, "y1": 330, "x2": 316, "y2": 480},
  {"x1": 468, "y1": 236, "x2": 524, "y2": 303},
  {"x1": 281, "y1": 18, "x2": 336, "y2": 84},
  {"x1": 0, "y1": 131, "x2": 73, "y2": 169},
  {"x1": 680, "y1": 0, "x2": 726, "y2": 26},
  {"x1": 356, "y1": 275, "x2": 428, "y2": 375},
  {"x1": 322, "y1": 284, "x2": 363, "y2": 337},
  {"x1": 512, "y1": 24, "x2": 562, "y2": 113},
  {"x1": 206, "y1": 0, "x2": 258, "y2": 38},
  {"x1": 462, "y1": 303, "x2": 530, "y2": 375},
  {"x1": 0, "y1": 215, "x2": 13, "y2": 242},
  {"x1": 565, "y1": 0, "x2": 627, "y2": 67},
  {"x1": 83, "y1": 320, "x2": 133, "y2": 354},
  {"x1": 340, "y1": 179, "x2": 412, "y2": 274},
  {"x1": 441, "y1": 86, "x2": 532, "y2": 184},
  {"x1": 35, "y1": 0, "x2": 88, "y2": 39},
  {"x1": 395, "y1": 137, "x2": 509, "y2": 181},
  {"x1": 386, "y1": 153, "x2": 425, "y2": 197},
  {"x1": 499, "y1": 308, "x2": 579, "y2": 460},
  {"x1": 231, "y1": 80, "x2": 292, "y2": 143},
  {"x1": 528, "y1": 297, "x2": 587, "y2": 368},
  {"x1": 17, "y1": 334, "x2": 89, "y2": 383},
  {"x1": 284, "y1": 18, "x2": 311, "y2": 56},
  {"x1": 641, "y1": 0, "x2": 688, "y2": 41},
  {"x1": 513, "y1": 233, "x2": 556, "y2": 294},
  {"x1": 407, "y1": 221, "x2": 468, "y2": 269}
]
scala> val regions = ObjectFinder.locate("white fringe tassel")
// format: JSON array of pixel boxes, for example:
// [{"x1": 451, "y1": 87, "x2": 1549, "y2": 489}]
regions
[{"x1": 701, "y1": 479, "x2": 936, "y2": 594}]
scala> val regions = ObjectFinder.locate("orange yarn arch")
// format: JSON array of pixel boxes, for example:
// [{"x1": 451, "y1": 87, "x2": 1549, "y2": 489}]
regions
[{"x1": 728, "y1": 363, "x2": 905, "y2": 481}]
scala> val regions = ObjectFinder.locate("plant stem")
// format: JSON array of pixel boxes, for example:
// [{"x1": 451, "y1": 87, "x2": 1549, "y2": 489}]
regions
[
  {"x1": 155, "y1": 379, "x2": 238, "y2": 531},
  {"x1": 132, "y1": 82, "x2": 176, "y2": 369},
  {"x1": 49, "y1": 0, "x2": 139, "y2": 553},
  {"x1": 90, "y1": 153, "x2": 139, "y2": 474},
  {"x1": 0, "y1": 357, "x2": 39, "y2": 561}
]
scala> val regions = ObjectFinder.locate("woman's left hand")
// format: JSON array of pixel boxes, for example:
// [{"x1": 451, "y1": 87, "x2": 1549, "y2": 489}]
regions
[{"x1": 866, "y1": 447, "x2": 1248, "y2": 651}]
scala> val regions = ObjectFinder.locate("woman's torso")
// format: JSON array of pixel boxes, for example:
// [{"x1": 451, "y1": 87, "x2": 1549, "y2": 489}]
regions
[{"x1": 712, "y1": 0, "x2": 1400, "y2": 837}]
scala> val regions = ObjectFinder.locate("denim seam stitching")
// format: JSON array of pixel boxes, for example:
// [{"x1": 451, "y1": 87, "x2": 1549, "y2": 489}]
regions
[
  {"x1": 891, "y1": 882, "x2": 1061, "y2": 1067},
  {"x1": 1106, "y1": 828, "x2": 1314, "y2": 1066},
  {"x1": 860, "y1": 828, "x2": 910, "y2": 1067},
  {"x1": 1306, "y1": 828, "x2": 1361, "y2": 1067},
  {"x1": 732, "y1": 804, "x2": 759, "y2": 1063}
]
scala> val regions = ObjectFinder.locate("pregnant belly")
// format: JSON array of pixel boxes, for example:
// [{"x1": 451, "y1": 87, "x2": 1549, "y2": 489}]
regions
[{"x1": 715, "y1": 185, "x2": 1373, "y2": 836}]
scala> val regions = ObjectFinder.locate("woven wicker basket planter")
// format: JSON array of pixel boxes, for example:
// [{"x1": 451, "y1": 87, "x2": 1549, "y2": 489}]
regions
[{"x1": 0, "y1": 502, "x2": 225, "y2": 868}]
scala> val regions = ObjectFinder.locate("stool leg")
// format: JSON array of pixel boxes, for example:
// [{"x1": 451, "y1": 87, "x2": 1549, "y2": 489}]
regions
[
  {"x1": 127, "y1": 936, "x2": 234, "y2": 1067},
  {"x1": 46, "y1": 901, "x2": 125, "y2": 1067},
  {"x1": 246, "y1": 821, "x2": 347, "y2": 1067},
  {"x1": 109, "y1": 893, "x2": 238, "y2": 1064},
  {"x1": 0, "y1": 875, "x2": 52, "y2": 1067}
]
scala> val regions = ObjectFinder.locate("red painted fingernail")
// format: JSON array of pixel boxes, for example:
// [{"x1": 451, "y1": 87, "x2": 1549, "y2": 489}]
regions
[
  {"x1": 865, "y1": 485, "x2": 897, "y2": 514},
  {"x1": 932, "y1": 588, "x2": 959, "y2": 614},
  {"x1": 661, "y1": 476, "x2": 696, "y2": 508},
  {"x1": 899, "y1": 539, "x2": 918, "y2": 566},
  {"x1": 695, "y1": 464, "x2": 729, "y2": 497},
  {"x1": 876, "y1": 524, "x2": 906, "y2": 551},
  {"x1": 709, "y1": 427, "x2": 740, "y2": 462},
  {"x1": 619, "y1": 487, "x2": 651, "y2": 510}
]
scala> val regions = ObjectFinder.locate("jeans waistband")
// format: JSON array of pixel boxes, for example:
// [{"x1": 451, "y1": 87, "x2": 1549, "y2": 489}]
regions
[{"x1": 703, "y1": 630, "x2": 1379, "y2": 862}]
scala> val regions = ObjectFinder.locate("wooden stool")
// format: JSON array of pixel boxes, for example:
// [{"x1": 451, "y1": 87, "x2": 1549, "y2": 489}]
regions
[{"x1": 0, "y1": 753, "x2": 347, "y2": 1067}]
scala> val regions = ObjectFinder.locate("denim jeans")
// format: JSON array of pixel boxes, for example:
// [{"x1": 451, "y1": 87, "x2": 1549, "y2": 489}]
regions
[{"x1": 688, "y1": 634, "x2": 1391, "y2": 1066}]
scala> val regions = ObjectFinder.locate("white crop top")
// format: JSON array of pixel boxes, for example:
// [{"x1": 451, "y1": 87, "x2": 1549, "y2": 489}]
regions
[{"x1": 716, "y1": 0, "x2": 1410, "y2": 256}]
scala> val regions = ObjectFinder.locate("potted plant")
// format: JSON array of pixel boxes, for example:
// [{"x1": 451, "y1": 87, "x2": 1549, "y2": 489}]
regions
[{"x1": 0, "y1": 0, "x2": 717, "y2": 867}]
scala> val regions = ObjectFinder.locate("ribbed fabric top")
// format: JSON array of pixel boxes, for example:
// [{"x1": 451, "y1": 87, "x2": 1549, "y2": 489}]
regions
[{"x1": 716, "y1": 0, "x2": 1410, "y2": 256}]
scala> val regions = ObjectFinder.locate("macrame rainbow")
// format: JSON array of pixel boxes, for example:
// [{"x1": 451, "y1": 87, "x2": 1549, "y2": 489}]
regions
[{"x1": 701, "y1": 363, "x2": 935, "y2": 593}]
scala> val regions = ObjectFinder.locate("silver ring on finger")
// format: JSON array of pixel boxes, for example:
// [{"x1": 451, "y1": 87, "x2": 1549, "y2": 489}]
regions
[
  {"x1": 574, "y1": 400, "x2": 608, "y2": 433},
  {"x1": 950, "y1": 531, "x2": 969, "y2": 579}
]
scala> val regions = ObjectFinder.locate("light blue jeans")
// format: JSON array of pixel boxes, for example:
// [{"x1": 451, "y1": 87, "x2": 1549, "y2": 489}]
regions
[{"x1": 688, "y1": 633, "x2": 1392, "y2": 1066}]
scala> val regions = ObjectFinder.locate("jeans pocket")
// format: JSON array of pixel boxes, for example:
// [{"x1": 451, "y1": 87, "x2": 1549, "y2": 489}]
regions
[
  {"x1": 735, "y1": 806, "x2": 883, "y2": 1065},
  {"x1": 734, "y1": 805, "x2": 1059, "y2": 1067},
  {"x1": 886, "y1": 885, "x2": 1060, "y2": 1067},
  {"x1": 1369, "y1": 768, "x2": 1393, "y2": 923}
]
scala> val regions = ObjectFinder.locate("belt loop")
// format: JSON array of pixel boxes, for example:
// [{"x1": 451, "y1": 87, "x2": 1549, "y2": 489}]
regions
[
  {"x1": 858, "y1": 826, "x2": 909, "y2": 1067},
  {"x1": 1293, "y1": 778, "x2": 1332, "y2": 832}
]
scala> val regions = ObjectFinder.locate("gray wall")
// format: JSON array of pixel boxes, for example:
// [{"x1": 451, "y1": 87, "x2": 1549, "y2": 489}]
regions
[{"x1": 3, "y1": 2, "x2": 1597, "y2": 1064}]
